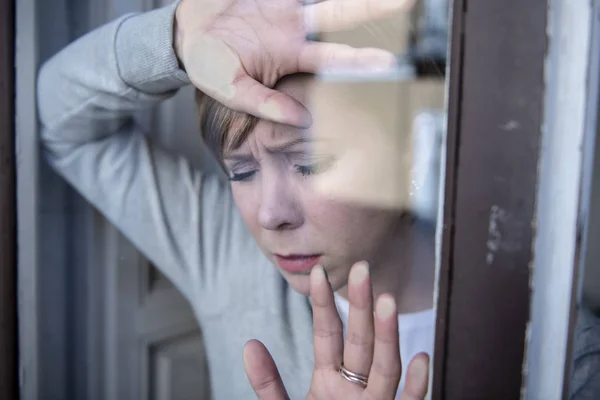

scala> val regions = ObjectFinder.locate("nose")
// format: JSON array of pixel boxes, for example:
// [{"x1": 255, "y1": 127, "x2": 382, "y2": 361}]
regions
[{"x1": 258, "y1": 173, "x2": 303, "y2": 231}]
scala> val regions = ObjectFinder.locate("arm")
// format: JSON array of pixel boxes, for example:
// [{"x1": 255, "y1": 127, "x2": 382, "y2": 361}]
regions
[
  {"x1": 38, "y1": 0, "x2": 411, "y2": 313},
  {"x1": 37, "y1": 1, "x2": 251, "y2": 306}
]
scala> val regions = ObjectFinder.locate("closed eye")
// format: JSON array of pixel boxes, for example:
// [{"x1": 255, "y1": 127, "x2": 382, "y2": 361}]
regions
[
  {"x1": 295, "y1": 164, "x2": 318, "y2": 176},
  {"x1": 228, "y1": 170, "x2": 257, "y2": 182},
  {"x1": 294, "y1": 157, "x2": 335, "y2": 177}
]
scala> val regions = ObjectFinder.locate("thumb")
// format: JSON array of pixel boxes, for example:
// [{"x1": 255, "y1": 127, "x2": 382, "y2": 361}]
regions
[
  {"x1": 216, "y1": 75, "x2": 313, "y2": 128},
  {"x1": 243, "y1": 339, "x2": 291, "y2": 400},
  {"x1": 183, "y1": 36, "x2": 312, "y2": 128}
]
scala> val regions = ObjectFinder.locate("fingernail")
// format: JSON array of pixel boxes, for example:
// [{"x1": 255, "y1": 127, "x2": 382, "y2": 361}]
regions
[
  {"x1": 413, "y1": 356, "x2": 429, "y2": 382},
  {"x1": 350, "y1": 262, "x2": 369, "y2": 285},
  {"x1": 242, "y1": 345, "x2": 251, "y2": 370},
  {"x1": 242, "y1": 340, "x2": 257, "y2": 371},
  {"x1": 311, "y1": 264, "x2": 326, "y2": 285},
  {"x1": 322, "y1": 266, "x2": 330, "y2": 283},
  {"x1": 299, "y1": 109, "x2": 313, "y2": 129},
  {"x1": 376, "y1": 296, "x2": 396, "y2": 320},
  {"x1": 259, "y1": 101, "x2": 285, "y2": 122}
]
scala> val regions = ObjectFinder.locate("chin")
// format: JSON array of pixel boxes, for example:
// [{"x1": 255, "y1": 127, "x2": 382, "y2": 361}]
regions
[
  {"x1": 279, "y1": 269, "x2": 312, "y2": 296},
  {"x1": 280, "y1": 264, "x2": 349, "y2": 297}
]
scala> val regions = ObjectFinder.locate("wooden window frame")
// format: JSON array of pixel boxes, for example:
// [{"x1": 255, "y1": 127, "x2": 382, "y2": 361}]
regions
[
  {"x1": 433, "y1": 0, "x2": 547, "y2": 396},
  {"x1": 433, "y1": 0, "x2": 593, "y2": 399}
]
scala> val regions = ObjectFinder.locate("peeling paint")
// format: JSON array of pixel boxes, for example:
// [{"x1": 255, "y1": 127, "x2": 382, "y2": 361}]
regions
[
  {"x1": 486, "y1": 205, "x2": 508, "y2": 265},
  {"x1": 500, "y1": 120, "x2": 521, "y2": 131},
  {"x1": 486, "y1": 205, "x2": 525, "y2": 265}
]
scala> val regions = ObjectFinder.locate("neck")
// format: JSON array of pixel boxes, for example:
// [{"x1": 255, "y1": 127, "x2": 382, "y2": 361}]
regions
[{"x1": 338, "y1": 217, "x2": 436, "y2": 314}]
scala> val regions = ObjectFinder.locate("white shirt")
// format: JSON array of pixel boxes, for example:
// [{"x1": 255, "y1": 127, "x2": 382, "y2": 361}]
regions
[{"x1": 334, "y1": 293, "x2": 435, "y2": 398}]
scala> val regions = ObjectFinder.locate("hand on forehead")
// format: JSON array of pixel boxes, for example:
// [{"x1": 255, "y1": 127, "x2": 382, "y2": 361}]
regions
[{"x1": 219, "y1": 75, "x2": 422, "y2": 213}]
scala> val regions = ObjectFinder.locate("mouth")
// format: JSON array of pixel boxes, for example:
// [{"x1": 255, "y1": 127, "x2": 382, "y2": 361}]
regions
[{"x1": 274, "y1": 254, "x2": 322, "y2": 274}]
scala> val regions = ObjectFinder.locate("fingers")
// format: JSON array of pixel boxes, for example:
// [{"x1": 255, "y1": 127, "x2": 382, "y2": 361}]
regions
[
  {"x1": 364, "y1": 295, "x2": 402, "y2": 399},
  {"x1": 211, "y1": 75, "x2": 313, "y2": 128},
  {"x1": 243, "y1": 340, "x2": 291, "y2": 400},
  {"x1": 304, "y1": 0, "x2": 416, "y2": 33},
  {"x1": 310, "y1": 265, "x2": 344, "y2": 370},
  {"x1": 399, "y1": 353, "x2": 430, "y2": 400},
  {"x1": 186, "y1": 36, "x2": 313, "y2": 128},
  {"x1": 342, "y1": 262, "x2": 374, "y2": 378},
  {"x1": 298, "y1": 42, "x2": 397, "y2": 74}
]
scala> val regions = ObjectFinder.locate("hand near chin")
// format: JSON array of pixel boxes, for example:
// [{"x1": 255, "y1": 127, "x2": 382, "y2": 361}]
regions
[
  {"x1": 243, "y1": 262, "x2": 430, "y2": 400},
  {"x1": 174, "y1": 0, "x2": 415, "y2": 128}
]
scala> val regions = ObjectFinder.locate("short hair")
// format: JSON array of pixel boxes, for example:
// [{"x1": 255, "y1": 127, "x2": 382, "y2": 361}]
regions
[
  {"x1": 195, "y1": 73, "x2": 314, "y2": 160},
  {"x1": 195, "y1": 89, "x2": 259, "y2": 160}
]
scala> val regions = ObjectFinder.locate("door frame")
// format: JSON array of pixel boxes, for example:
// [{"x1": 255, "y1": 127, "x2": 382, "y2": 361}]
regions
[{"x1": 15, "y1": 0, "x2": 205, "y2": 398}]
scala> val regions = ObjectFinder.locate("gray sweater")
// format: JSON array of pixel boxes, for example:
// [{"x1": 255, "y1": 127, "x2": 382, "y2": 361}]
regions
[
  {"x1": 37, "y1": 2, "x2": 316, "y2": 398},
  {"x1": 37, "y1": 1, "x2": 600, "y2": 399}
]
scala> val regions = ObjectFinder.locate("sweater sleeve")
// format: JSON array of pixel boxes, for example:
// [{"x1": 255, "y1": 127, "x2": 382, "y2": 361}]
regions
[{"x1": 37, "y1": 1, "x2": 259, "y2": 309}]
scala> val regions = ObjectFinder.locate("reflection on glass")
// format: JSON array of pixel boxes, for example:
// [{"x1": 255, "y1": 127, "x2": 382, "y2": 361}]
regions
[
  {"x1": 32, "y1": 0, "x2": 450, "y2": 398},
  {"x1": 308, "y1": 14, "x2": 447, "y2": 395},
  {"x1": 410, "y1": 0, "x2": 449, "y2": 66}
]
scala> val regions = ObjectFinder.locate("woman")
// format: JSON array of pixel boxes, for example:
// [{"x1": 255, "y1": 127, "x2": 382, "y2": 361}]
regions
[{"x1": 37, "y1": 0, "x2": 431, "y2": 399}]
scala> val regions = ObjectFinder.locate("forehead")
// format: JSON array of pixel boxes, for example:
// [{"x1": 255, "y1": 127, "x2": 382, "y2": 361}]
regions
[
  {"x1": 241, "y1": 75, "x2": 318, "y2": 146},
  {"x1": 223, "y1": 74, "x2": 357, "y2": 155}
]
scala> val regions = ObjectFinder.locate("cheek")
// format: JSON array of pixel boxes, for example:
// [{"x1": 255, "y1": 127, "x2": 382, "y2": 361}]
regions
[
  {"x1": 231, "y1": 185, "x2": 259, "y2": 232},
  {"x1": 305, "y1": 196, "x2": 395, "y2": 253}
]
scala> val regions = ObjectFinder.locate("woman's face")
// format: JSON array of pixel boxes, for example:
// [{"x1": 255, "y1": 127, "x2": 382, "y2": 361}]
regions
[{"x1": 222, "y1": 77, "x2": 401, "y2": 296}]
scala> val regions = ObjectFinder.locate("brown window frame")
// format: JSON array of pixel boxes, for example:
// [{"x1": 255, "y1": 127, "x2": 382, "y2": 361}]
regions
[{"x1": 433, "y1": 0, "x2": 550, "y2": 398}]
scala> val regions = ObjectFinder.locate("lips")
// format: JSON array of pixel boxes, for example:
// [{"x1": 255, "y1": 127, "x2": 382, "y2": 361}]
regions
[{"x1": 274, "y1": 254, "x2": 321, "y2": 273}]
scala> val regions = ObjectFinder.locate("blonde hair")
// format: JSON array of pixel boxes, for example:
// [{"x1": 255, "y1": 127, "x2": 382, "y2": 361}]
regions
[{"x1": 195, "y1": 89, "x2": 259, "y2": 160}]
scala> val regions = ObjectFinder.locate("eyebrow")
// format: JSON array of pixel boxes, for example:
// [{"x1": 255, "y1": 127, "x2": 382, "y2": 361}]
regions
[{"x1": 223, "y1": 137, "x2": 313, "y2": 161}]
